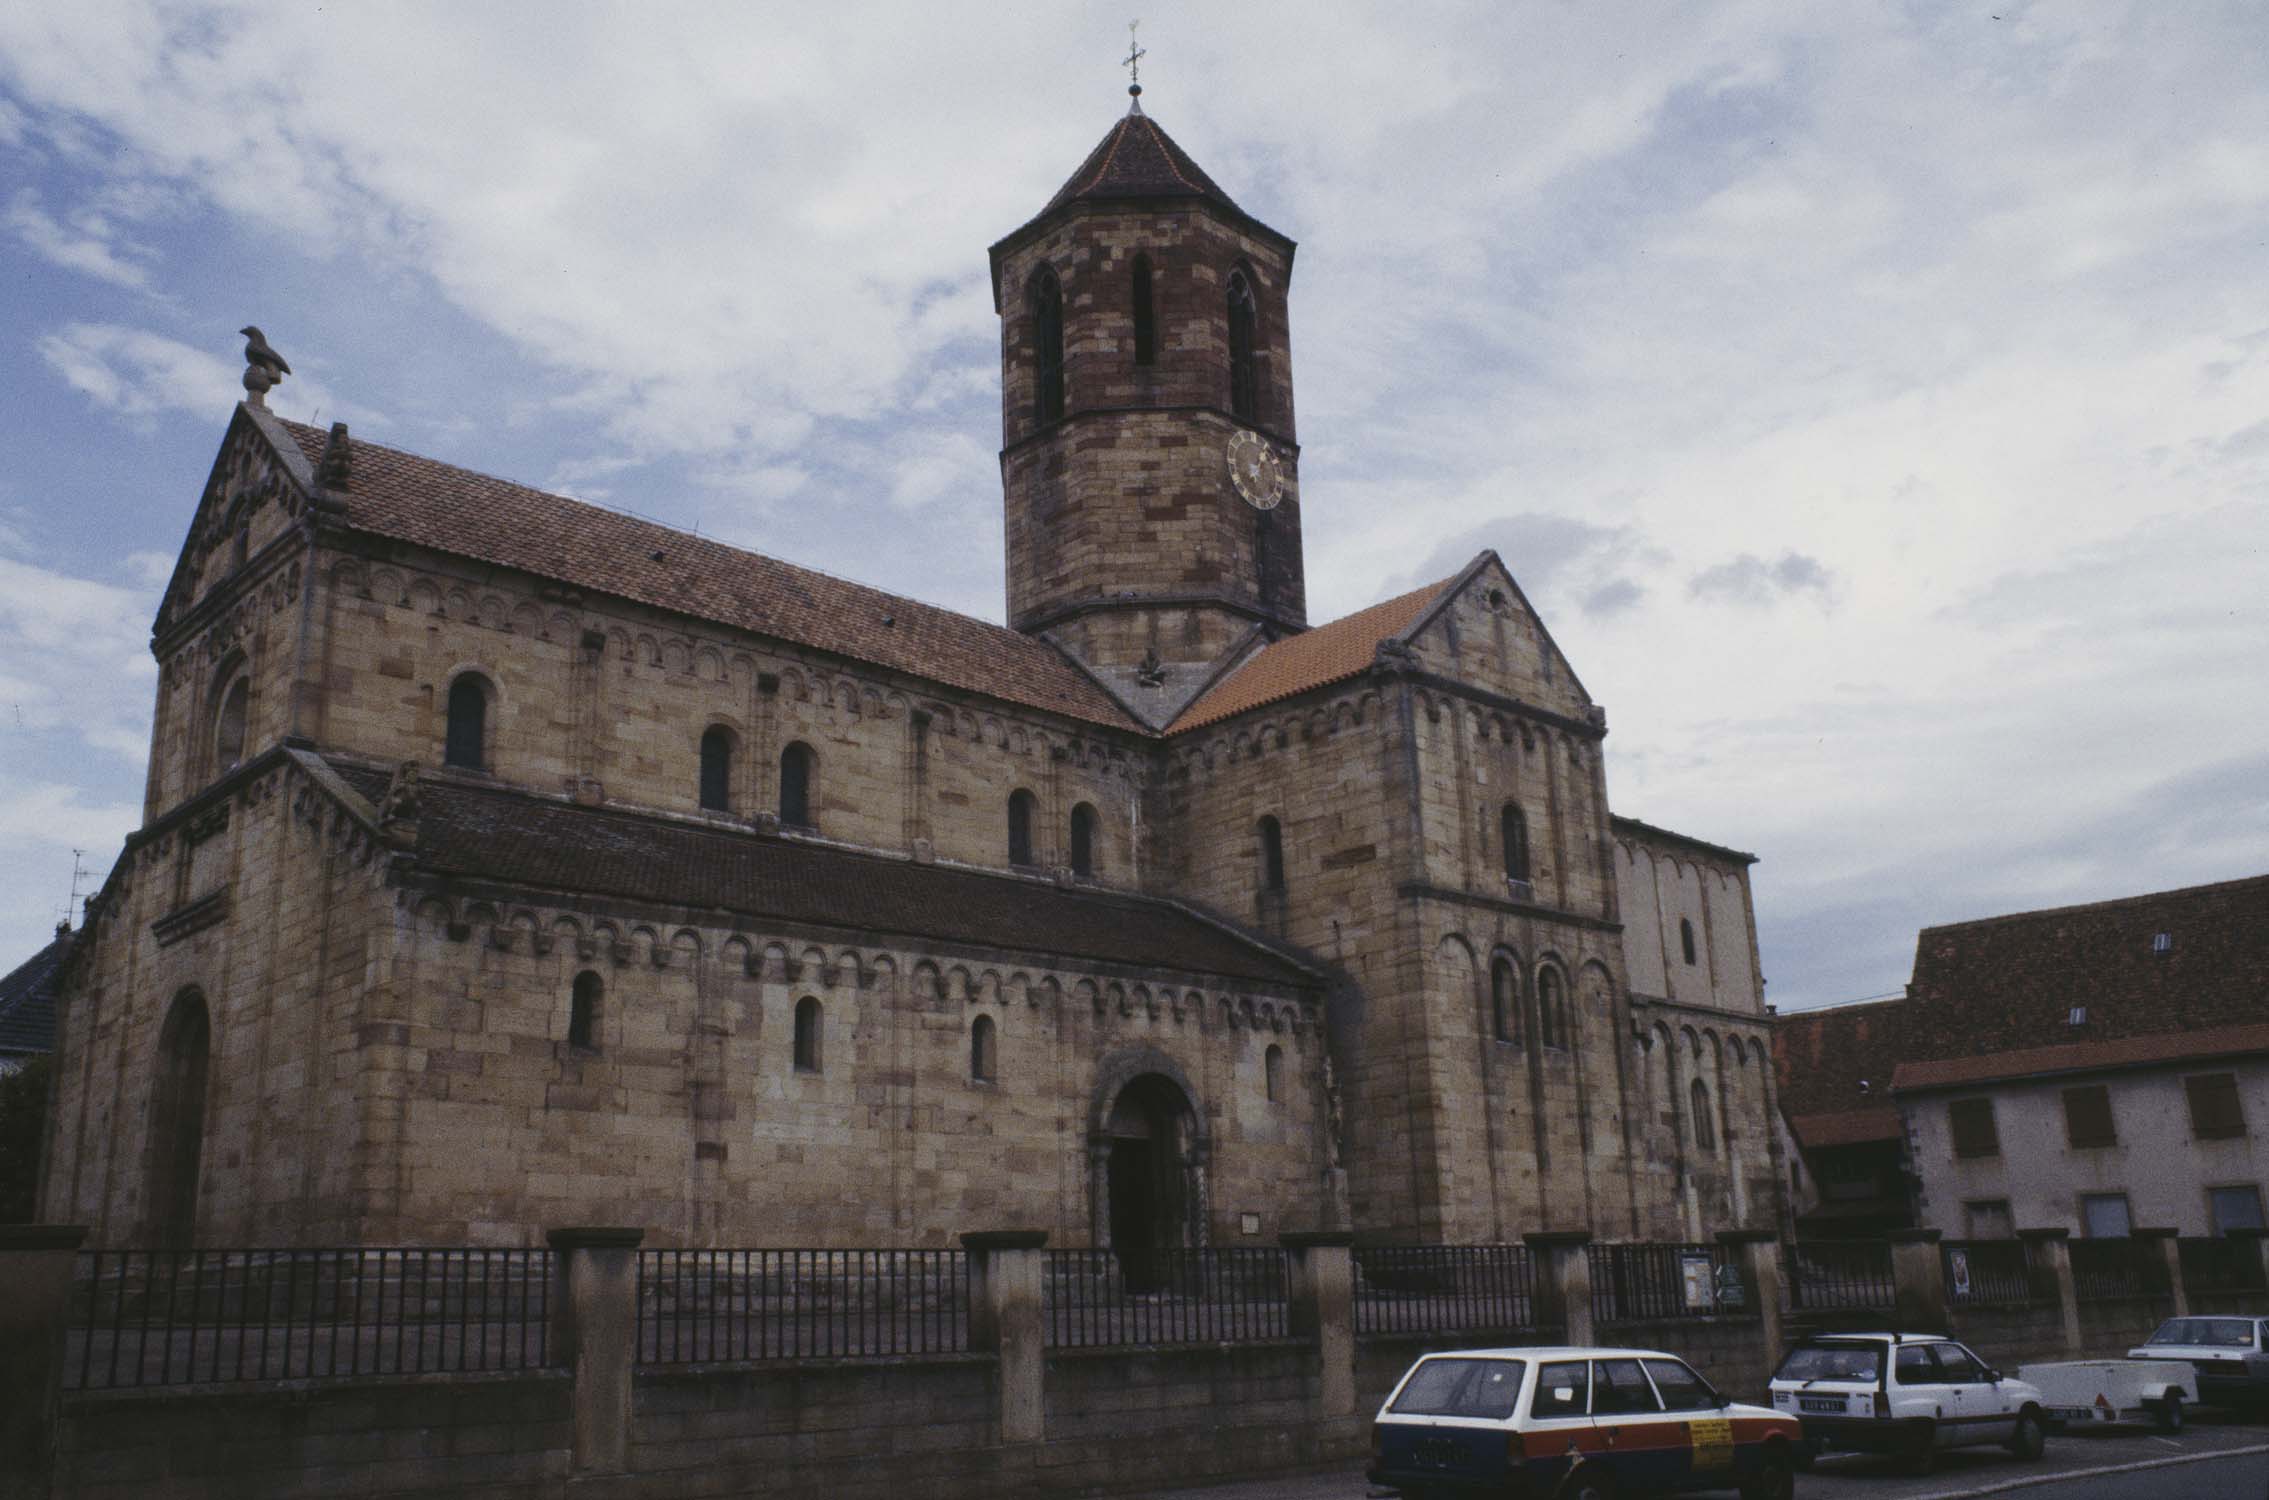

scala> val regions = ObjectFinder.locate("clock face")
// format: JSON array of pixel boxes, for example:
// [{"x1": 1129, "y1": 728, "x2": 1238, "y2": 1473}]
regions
[{"x1": 1226, "y1": 429, "x2": 1285, "y2": 511}]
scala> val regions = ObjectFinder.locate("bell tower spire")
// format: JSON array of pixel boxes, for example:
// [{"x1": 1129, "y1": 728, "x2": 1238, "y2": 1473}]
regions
[{"x1": 989, "y1": 105, "x2": 1306, "y2": 723}]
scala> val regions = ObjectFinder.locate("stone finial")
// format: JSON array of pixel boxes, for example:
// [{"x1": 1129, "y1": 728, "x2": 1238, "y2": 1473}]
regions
[
  {"x1": 316, "y1": 421, "x2": 352, "y2": 490},
  {"x1": 378, "y1": 760, "x2": 420, "y2": 843},
  {"x1": 239, "y1": 325, "x2": 291, "y2": 407}
]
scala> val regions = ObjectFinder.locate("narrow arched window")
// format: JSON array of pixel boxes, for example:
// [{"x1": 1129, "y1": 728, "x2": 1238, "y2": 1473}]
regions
[
  {"x1": 1501, "y1": 803, "x2": 1530, "y2": 883},
  {"x1": 971, "y1": 1014, "x2": 997, "y2": 1083},
  {"x1": 1265, "y1": 1043, "x2": 1284, "y2": 1103},
  {"x1": 147, "y1": 988, "x2": 212, "y2": 1248},
  {"x1": 214, "y1": 676, "x2": 249, "y2": 772},
  {"x1": 1491, "y1": 957, "x2": 1520, "y2": 1044},
  {"x1": 1069, "y1": 802, "x2": 1099, "y2": 878},
  {"x1": 1538, "y1": 968, "x2": 1567, "y2": 1049},
  {"x1": 1032, "y1": 266, "x2": 1065, "y2": 424},
  {"x1": 1008, "y1": 789, "x2": 1037, "y2": 867},
  {"x1": 1691, "y1": 1078, "x2": 1716, "y2": 1151},
  {"x1": 1226, "y1": 270, "x2": 1259, "y2": 421},
  {"x1": 1258, "y1": 815, "x2": 1286, "y2": 893},
  {"x1": 793, "y1": 997, "x2": 823, "y2": 1074},
  {"x1": 568, "y1": 970, "x2": 602, "y2": 1051},
  {"x1": 1680, "y1": 917, "x2": 1698, "y2": 966},
  {"x1": 1131, "y1": 254, "x2": 1155, "y2": 366},
  {"x1": 779, "y1": 742, "x2": 814, "y2": 828},
  {"x1": 699, "y1": 726, "x2": 733, "y2": 812},
  {"x1": 444, "y1": 674, "x2": 489, "y2": 770}
]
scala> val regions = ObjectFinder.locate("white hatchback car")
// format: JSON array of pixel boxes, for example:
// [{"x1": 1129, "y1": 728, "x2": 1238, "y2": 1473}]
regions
[{"x1": 1767, "y1": 1332, "x2": 2048, "y2": 1473}]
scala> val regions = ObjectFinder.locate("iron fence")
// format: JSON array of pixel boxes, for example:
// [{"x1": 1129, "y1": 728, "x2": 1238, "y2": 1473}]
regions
[
  {"x1": 1942, "y1": 1239, "x2": 2039, "y2": 1306},
  {"x1": 2178, "y1": 1237, "x2": 2267, "y2": 1296},
  {"x1": 1352, "y1": 1245, "x2": 1535, "y2": 1335},
  {"x1": 2069, "y1": 1238, "x2": 2166, "y2": 1302},
  {"x1": 1588, "y1": 1242, "x2": 1740, "y2": 1322},
  {"x1": 65, "y1": 1247, "x2": 554, "y2": 1390},
  {"x1": 1043, "y1": 1247, "x2": 1288, "y2": 1348},
  {"x1": 635, "y1": 1248, "x2": 967, "y2": 1364},
  {"x1": 1786, "y1": 1239, "x2": 1896, "y2": 1313}
]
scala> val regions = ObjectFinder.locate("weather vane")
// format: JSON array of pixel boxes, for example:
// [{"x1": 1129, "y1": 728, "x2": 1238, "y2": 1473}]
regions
[{"x1": 1124, "y1": 19, "x2": 1145, "y2": 100}]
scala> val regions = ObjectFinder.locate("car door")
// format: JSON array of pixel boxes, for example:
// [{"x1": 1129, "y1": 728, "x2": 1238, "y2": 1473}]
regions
[
  {"x1": 1932, "y1": 1342, "x2": 2006, "y2": 1446},
  {"x1": 1645, "y1": 1357, "x2": 1735, "y2": 1486},
  {"x1": 1589, "y1": 1356, "x2": 1677, "y2": 1493},
  {"x1": 1525, "y1": 1359, "x2": 1601, "y2": 1492},
  {"x1": 1893, "y1": 1342, "x2": 1959, "y2": 1447}
]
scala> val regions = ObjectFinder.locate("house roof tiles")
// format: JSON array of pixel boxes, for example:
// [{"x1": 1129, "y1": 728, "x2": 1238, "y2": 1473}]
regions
[{"x1": 0, "y1": 925, "x2": 71, "y2": 1057}]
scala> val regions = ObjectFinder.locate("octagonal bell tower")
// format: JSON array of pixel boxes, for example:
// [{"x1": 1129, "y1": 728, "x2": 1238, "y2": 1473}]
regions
[{"x1": 990, "y1": 100, "x2": 1306, "y2": 723}]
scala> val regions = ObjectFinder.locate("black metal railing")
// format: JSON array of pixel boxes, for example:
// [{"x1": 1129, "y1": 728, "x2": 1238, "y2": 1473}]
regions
[
  {"x1": 2070, "y1": 1238, "x2": 2165, "y2": 1301},
  {"x1": 65, "y1": 1247, "x2": 554, "y2": 1390},
  {"x1": 635, "y1": 1248, "x2": 967, "y2": 1364},
  {"x1": 1043, "y1": 1248, "x2": 1288, "y2": 1348},
  {"x1": 2179, "y1": 1237, "x2": 2267, "y2": 1296},
  {"x1": 1588, "y1": 1242, "x2": 1739, "y2": 1322},
  {"x1": 1353, "y1": 1245, "x2": 1535, "y2": 1335},
  {"x1": 1942, "y1": 1239, "x2": 2038, "y2": 1306},
  {"x1": 1786, "y1": 1239, "x2": 1896, "y2": 1313}
]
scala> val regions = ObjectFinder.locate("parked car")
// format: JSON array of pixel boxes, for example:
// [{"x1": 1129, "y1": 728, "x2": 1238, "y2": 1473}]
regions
[
  {"x1": 2127, "y1": 1316, "x2": 2269, "y2": 1410},
  {"x1": 1766, "y1": 1332, "x2": 2048, "y2": 1473},
  {"x1": 1369, "y1": 1344, "x2": 1802, "y2": 1500},
  {"x1": 2018, "y1": 1358, "x2": 2194, "y2": 1432}
]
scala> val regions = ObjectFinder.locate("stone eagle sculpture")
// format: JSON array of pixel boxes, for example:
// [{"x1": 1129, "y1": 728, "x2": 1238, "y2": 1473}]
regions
[{"x1": 239, "y1": 325, "x2": 291, "y2": 407}]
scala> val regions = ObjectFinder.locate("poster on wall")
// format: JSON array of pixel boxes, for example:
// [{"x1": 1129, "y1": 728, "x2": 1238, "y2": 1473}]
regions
[
  {"x1": 1680, "y1": 1251, "x2": 1716, "y2": 1310},
  {"x1": 1949, "y1": 1247, "x2": 1972, "y2": 1299}
]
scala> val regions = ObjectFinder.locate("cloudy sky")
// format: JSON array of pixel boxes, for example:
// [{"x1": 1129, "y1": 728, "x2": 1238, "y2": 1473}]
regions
[{"x1": 2, "y1": 1, "x2": 2264, "y2": 1010}]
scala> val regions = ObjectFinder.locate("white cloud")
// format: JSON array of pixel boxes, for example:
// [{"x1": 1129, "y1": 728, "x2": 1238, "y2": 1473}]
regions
[
  {"x1": 6, "y1": 188, "x2": 153, "y2": 287},
  {"x1": 35, "y1": 321, "x2": 235, "y2": 414},
  {"x1": 0, "y1": 552, "x2": 159, "y2": 760}
]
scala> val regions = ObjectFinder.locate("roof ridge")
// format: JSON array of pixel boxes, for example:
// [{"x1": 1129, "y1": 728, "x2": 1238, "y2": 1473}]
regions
[{"x1": 1920, "y1": 871, "x2": 2269, "y2": 937}]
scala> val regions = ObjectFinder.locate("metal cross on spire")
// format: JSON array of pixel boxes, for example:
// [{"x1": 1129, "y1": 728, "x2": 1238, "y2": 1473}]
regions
[{"x1": 1123, "y1": 19, "x2": 1146, "y2": 103}]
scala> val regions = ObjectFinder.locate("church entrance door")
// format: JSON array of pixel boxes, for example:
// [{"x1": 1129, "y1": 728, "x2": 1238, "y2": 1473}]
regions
[
  {"x1": 1103, "y1": 1073, "x2": 1196, "y2": 1292},
  {"x1": 146, "y1": 989, "x2": 212, "y2": 1248}
]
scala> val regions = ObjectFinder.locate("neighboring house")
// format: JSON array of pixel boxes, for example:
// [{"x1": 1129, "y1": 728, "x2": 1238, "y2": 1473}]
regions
[
  {"x1": 43, "y1": 100, "x2": 1783, "y2": 1251},
  {"x1": 0, "y1": 923, "x2": 70, "y2": 1075},
  {"x1": 1772, "y1": 996, "x2": 1916, "y2": 1236},
  {"x1": 1776, "y1": 875, "x2": 2269, "y2": 1240}
]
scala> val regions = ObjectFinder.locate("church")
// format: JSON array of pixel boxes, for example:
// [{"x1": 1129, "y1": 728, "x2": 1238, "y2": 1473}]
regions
[{"x1": 41, "y1": 100, "x2": 1786, "y2": 1253}]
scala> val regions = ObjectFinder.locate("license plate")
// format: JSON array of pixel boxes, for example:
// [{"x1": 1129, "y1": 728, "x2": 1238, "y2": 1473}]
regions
[
  {"x1": 1411, "y1": 1437, "x2": 1467, "y2": 1471},
  {"x1": 2048, "y1": 1406, "x2": 2101, "y2": 1423},
  {"x1": 1800, "y1": 1398, "x2": 1845, "y2": 1413}
]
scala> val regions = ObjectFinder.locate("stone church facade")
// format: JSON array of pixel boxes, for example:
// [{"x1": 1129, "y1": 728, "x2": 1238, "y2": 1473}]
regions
[{"x1": 41, "y1": 105, "x2": 1785, "y2": 1250}]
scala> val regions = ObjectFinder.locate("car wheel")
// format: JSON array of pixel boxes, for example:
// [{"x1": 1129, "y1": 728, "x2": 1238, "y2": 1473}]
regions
[
  {"x1": 1739, "y1": 1445, "x2": 1796, "y2": 1500},
  {"x1": 2156, "y1": 1395, "x2": 2184, "y2": 1435},
  {"x1": 2007, "y1": 1409, "x2": 2047, "y2": 1460},
  {"x1": 1899, "y1": 1420, "x2": 1937, "y2": 1476}
]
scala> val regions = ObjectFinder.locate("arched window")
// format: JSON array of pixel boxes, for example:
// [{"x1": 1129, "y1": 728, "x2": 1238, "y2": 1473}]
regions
[
  {"x1": 971, "y1": 1014, "x2": 997, "y2": 1083},
  {"x1": 1680, "y1": 917, "x2": 1698, "y2": 966},
  {"x1": 214, "y1": 675, "x2": 249, "y2": 772},
  {"x1": 1032, "y1": 266, "x2": 1065, "y2": 424},
  {"x1": 1131, "y1": 254, "x2": 1156, "y2": 366},
  {"x1": 1501, "y1": 803, "x2": 1531, "y2": 884},
  {"x1": 793, "y1": 997, "x2": 823, "y2": 1074},
  {"x1": 1691, "y1": 1078, "x2": 1716, "y2": 1151},
  {"x1": 779, "y1": 742, "x2": 814, "y2": 828},
  {"x1": 568, "y1": 970, "x2": 602, "y2": 1051},
  {"x1": 1258, "y1": 815, "x2": 1286, "y2": 893},
  {"x1": 699, "y1": 726, "x2": 734, "y2": 812},
  {"x1": 1226, "y1": 270, "x2": 1259, "y2": 421},
  {"x1": 1538, "y1": 967, "x2": 1568, "y2": 1049},
  {"x1": 1491, "y1": 957, "x2": 1521, "y2": 1044},
  {"x1": 1008, "y1": 789, "x2": 1037, "y2": 867},
  {"x1": 1069, "y1": 802, "x2": 1099, "y2": 879},
  {"x1": 1265, "y1": 1043, "x2": 1284, "y2": 1103},
  {"x1": 147, "y1": 989, "x2": 211, "y2": 1248},
  {"x1": 444, "y1": 674, "x2": 490, "y2": 770}
]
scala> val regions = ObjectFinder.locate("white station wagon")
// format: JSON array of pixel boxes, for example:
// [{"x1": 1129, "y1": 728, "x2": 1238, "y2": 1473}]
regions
[{"x1": 1767, "y1": 1332, "x2": 2048, "y2": 1473}]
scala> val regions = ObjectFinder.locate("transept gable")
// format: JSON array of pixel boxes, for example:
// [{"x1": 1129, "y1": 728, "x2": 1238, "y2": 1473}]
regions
[
  {"x1": 153, "y1": 404, "x2": 319, "y2": 641},
  {"x1": 1395, "y1": 552, "x2": 1597, "y2": 726}
]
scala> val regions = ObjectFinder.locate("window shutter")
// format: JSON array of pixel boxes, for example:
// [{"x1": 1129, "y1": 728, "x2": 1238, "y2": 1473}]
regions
[
  {"x1": 2187, "y1": 1073, "x2": 2247, "y2": 1140},
  {"x1": 1949, "y1": 1098, "x2": 1999, "y2": 1159},
  {"x1": 2061, "y1": 1084, "x2": 2116, "y2": 1148}
]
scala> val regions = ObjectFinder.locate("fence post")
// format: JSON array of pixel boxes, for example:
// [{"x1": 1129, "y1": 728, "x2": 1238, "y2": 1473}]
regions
[
  {"x1": 546, "y1": 1227, "x2": 643, "y2": 1476},
  {"x1": 1282, "y1": 1231, "x2": 1356, "y2": 1419},
  {"x1": 2134, "y1": 1227, "x2": 2185, "y2": 1317},
  {"x1": 0, "y1": 1226, "x2": 85, "y2": 1500},
  {"x1": 2018, "y1": 1227, "x2": 2081, "y2": 1357},
  {"x1": 1887, "y1": 1228, "x2": 1946, "y2": 1332},
  {"x1": 962, "y1": 1230, "x2": 1048, "y2": 1445},
  {"x1": 1717, "y1": 1230, "x2": 1783, "y2": 1361},
  {"x1": 1523, "y1": 1231, "x2": 1594, "y2": 1347}
]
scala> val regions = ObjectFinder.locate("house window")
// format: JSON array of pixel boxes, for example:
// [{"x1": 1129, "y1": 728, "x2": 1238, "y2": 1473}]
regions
[
  {"x1": 792, "y1": 997, "x2": 823, "y2": 1074},
  {"x1": 1258, "y1": 815, "x2": 1285, "y2": 893},
  {"x1": 1032, "y1": 265, "x2": 1065, "y2": 424},
  {"x1": 1008, "y1": 789, "x2": 1037, "y2": 867},
  {"x1": 699, "y1": 725, "x2": 734, "y2": 812},
  {"x1": 2082, "y1": 1192, "x2": 2133, "y2": 1239},
  {"x1": 2211, "y1": 1186, "x2": 2266, "y2": 1235},
  {"x1": 1069, "y1": 802, "x2": 1099, "y2": 878},
  {"x1": 1537, "y1": 967, "x2": 1568, "y2": 1049},
  {"x1": 1965, "y1": 1199, "x2": 2014, "y2": 1239},
  {"x1": 213, "y1": 675, "x2": 249, "y2": 772},
  {"x1": 970, "y1": 1014, "x2": 997, "y2": 1083},
  {"x1": 2062, "y1": 1084, "x2": 2117, "y2": 1148},
  {"x1": 2152, "y1": 931, "x2": 2173, "y2": 954},
  {"x1": 1131, "y1": 254, "x2": 1155, "y2": 366},
  {"x1": 444, "y1": 673, "x2": 490, "y2": 770},
  {"x1": 1690, "y1": 1079, "x2": 1716, "y2": 1151},
  {"x1": 1264, "y1": 1043, "x2": 1283, "y2": 1103},
  {"x1": 1500, "y1": 803, "x2": 1530, "y2": 884},
  {"x1": 1226, "y1": 269, "x2": 1259, "y2": 421},
  {"x1": 1491, "y1": 957, "x2": 1520, "y2": 1044},
  {"x1": 2187, "y1": 1072, "x2": 2247, "y2": 1141},
  {"x1": 779, "y1": 742, "x2": 814, "y2": 829},
  {"x1": 1949, "y1": 1097, "x2": 2000, "y2": 1159},
  {"x1": 567, "y1": 970, "x2": 602, "y2": 1051},
  {"x1": 1679, "y1": 918, "x2": 1698, "y2": 966}
]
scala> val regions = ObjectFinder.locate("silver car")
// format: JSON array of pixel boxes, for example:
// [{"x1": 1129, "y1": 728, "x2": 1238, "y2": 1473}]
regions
[{"x1": 2128, "y1": 1316, "x2": 2269, "y2": 1409}]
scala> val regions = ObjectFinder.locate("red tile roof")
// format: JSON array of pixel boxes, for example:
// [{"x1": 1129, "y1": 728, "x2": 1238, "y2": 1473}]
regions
[
  {"x1": 1168, "y1": 579, "x2": 1449, "y2": 733},
  {"x1": 276, "y1": 421, "x2": 1140, "y2": 732},
  {"x1": 1041, "y1": 109, "x2": 1247, "y2": 219},
  {"x1": 1772, "y1": 996, "x2": 1912, "y2": 1129},
  {"x1": 1893, "y1": 1021, "x2": 2269, "y2": 1092},
  {"x1": 1788, "y1": 1106, "x2": 1905, "y2": 1150}
]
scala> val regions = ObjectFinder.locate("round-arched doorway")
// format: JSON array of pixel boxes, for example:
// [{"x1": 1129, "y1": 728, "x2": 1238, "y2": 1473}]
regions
[{"x1": 1099, "y1": 1071, "x2": 1202, "y2": 1289}]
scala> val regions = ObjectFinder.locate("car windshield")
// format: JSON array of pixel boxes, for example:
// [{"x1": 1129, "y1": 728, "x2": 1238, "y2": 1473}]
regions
[
  {"x1": 1390, "y1": 1358, "x2": 1528, "y2": 1419},
  {"x1": 2147, "y1": 1318, "x2": 2256, "y2": 1349},
  {"x1": 1775, "y1": 1342, "x2": 1884, "y2": 1382}
]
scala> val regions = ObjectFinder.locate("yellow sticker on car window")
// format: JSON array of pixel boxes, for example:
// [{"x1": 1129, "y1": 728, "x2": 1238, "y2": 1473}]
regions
[{"x1": 1690, "y1": 1417, "x2": 1733, "y2": 1469}]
